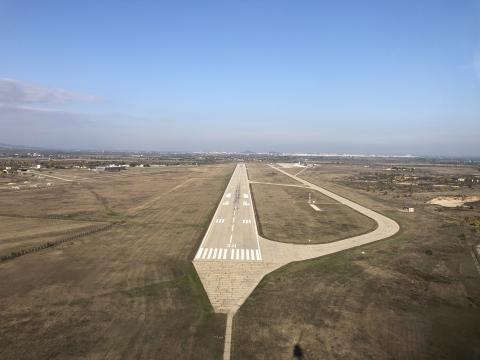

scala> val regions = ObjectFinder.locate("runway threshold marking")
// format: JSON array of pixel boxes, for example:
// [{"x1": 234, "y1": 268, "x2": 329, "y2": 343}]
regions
[
  {"x1": 196, "y1": 247, "x2": 263, "y2": 261},
  {"x1": 195, "y1": 248, "x2": 204, "y2": 259}
]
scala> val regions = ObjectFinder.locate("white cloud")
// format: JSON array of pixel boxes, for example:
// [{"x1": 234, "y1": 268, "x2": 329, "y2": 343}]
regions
[{"x1": 0, "y1": 78, "x2": 100, "y2": 106}]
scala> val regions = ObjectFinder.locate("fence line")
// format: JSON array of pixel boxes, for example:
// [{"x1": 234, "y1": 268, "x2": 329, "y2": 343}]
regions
[{"x1": 0, "y1": 223, "x2": 115, "y2": 262}]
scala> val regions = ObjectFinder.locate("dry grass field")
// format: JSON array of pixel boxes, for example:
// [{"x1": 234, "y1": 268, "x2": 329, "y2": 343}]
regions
[
  {"x1": 0, "y1": 217, "x2": 102, "y2": 255},
  {"x1": 0, "y1": 164, "x2": 234, "y2": 360},
  {"x1": 233, "y1": 163, "x2": 480, "y2": 359},
  {"x1": 247, "y1": 163, "x2": 301, "y2": 185},
  {"x1": 250, "y1": 182, "x2": 376, "y2": 244},
  {"x1": 2, "y1": 161, "x2": 479, "y2": 359}
]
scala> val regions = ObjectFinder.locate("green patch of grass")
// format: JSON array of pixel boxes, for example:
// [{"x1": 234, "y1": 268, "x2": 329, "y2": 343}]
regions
[
  {"x1": 122, "y1": 278, "x2": 184, "y2": 298},
  {"x1": 69, "y1": 298, "x2": 93, "y2": 307},
  {"x1": 186, "y1": 264, "x2": 215, "y2": 322}
]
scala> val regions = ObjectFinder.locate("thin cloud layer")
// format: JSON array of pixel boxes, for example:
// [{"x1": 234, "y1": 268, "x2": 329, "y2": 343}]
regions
[{"x1": 0, "y1": 78, "x2": 100, "y2": 106}]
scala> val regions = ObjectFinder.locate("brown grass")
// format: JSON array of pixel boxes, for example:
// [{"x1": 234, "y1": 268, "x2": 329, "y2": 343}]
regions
[
  {"x1": 0, "y1": 217, "x2": 103, "y2": 255},
  {"x1": 251, "y1": 183, "x2": 376, "y2": 244},
  {"x1": 247, "y1": 163, "x2": 301, "y2": 185},
  {"x1": 233, "y1": 163, "x2": 480, "y2": 360},
  {"x1": 0, "y1": 164, "x2": 234, "y2": 360}
]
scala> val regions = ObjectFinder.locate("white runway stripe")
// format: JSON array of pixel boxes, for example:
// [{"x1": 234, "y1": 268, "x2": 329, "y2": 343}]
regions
[
  {"x1": 195, "y1": 248, "x2": 204, "y2": 259},
  {"x1": 196, "y1": 247, "x2": 262, "y2": 261}
]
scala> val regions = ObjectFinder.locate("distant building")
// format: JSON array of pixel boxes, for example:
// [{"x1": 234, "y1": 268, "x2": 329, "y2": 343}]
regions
[
  {"x1": 105, "y1": 166, "x2": 124, "y2": 172},
  {"x1": 95, "y1": 164, "x2": 128, "y2": 172}
]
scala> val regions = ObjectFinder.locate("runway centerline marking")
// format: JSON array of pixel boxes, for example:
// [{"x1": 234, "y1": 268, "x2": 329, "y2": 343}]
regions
[{"x1": 193, "y1": 163, "x2": 263, "y2": 263}]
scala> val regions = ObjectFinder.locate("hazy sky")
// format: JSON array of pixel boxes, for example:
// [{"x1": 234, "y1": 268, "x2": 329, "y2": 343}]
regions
[{"x1": 1, "y1": 0, "x2": 479, "y2": 155}]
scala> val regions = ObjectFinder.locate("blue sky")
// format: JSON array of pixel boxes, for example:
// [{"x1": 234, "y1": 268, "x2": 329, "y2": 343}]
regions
[{"x1": 1, "y1": 0, "x2": 479, "y2": 155}]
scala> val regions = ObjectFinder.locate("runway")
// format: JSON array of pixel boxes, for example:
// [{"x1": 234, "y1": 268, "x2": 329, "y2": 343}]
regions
[
  {"x1": 194, "y1": 163, "x2": 262, "y2": 262},
  {"x1": 193, "y1": 163, "x2": 400, "y2": 360}
]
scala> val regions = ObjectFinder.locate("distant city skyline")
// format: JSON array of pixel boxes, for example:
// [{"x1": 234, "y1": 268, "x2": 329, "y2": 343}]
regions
[{"x1": 1, "y1": 0, "x2": 479, "y2": 156}]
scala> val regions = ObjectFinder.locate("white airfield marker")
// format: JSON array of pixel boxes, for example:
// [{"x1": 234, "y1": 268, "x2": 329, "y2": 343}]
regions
[{"x1": 195, "y1": 248, "x2": 204, "y2": 259}]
